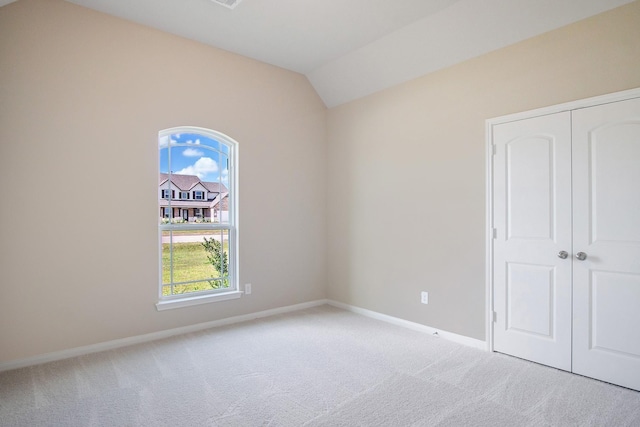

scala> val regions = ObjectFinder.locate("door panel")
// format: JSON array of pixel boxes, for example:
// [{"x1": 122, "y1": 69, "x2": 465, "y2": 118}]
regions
[
  {"x1": 590, "y1": 271, "x2": 640, "y2": 356},
  {"x1": 572, "y1": 96, "x2": 640, "y2": 391},
  {"x1": 588, "y1": 122, "x2": 640, "y2": 243},
  {"x1": 506, "y1": 262, "x2": 555, "y2": 337},
  {"x1": 493, "y1": 112, "x2": 572, "y2": 371},
  {"x1": 506, "y1": 136, "x2": 557, "y2": 240}
]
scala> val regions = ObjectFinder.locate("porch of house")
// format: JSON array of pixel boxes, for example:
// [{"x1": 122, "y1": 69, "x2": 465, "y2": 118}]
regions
[{"x1": 159, "y1": 203, "x2": 225, "y2": 223}]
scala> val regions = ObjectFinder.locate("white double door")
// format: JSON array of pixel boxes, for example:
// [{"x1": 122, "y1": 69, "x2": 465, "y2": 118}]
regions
[{"x1": 492, "y1": 96, "x2": 640, "y2": 391}]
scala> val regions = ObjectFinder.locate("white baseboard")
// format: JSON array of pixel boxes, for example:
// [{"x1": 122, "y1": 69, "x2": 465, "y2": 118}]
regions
[
  {"x1": 327, "y1": 300, "x2": 487, "y2": 350},
  {"x1": 0, "y1": 298, "x2": 486, "y2": 372},
  {"x1": 0, "y1": 299, "x2": 329, "y2": 373}
]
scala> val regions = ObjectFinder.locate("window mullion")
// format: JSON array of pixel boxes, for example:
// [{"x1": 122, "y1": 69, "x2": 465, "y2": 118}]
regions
[{"x1": 169, "y1": 231, "x2": 174, "y2": 295}]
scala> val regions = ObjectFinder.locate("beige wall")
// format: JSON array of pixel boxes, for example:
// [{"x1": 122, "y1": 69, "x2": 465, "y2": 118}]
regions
[
  {"x1": 0, "y1": 0, "x2": 327, "y2": 363},
  {"x1": 1, "y1": 0, "x2": 639, "y2": 365},
  {"x1": 326, "y1": 1, "x2": 640, "y2": 340}
]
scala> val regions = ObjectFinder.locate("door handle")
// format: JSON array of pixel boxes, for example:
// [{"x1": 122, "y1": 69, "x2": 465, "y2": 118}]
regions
[
  {"x1": 576, "y1": 252, "x2": 588, "y2": 261},
  {"x1": 558, "y1": 251, "x2": 568, "y2": 259}
]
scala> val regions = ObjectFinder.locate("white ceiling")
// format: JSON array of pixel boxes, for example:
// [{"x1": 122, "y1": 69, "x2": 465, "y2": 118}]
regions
[{"x1": 3, "y1": 0, "x2": 635, "y2": 107}]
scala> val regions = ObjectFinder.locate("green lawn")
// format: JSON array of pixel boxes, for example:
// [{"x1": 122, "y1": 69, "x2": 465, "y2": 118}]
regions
[{"x1": 162, "y1": 241, "x2": 229, "y2": 296}]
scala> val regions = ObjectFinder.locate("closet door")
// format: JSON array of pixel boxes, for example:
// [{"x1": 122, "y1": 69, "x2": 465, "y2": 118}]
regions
[
  {"x1": 572, "y1": 97, "x2": 640, "y2": 391},
  {"x1": 492, "y1": 112, "x2": 573, "y2": 371}
]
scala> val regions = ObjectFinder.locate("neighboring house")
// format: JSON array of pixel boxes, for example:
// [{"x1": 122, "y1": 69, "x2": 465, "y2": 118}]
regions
[{"x1": 159, "y1": 173, "x2": 229, "y2": 222}]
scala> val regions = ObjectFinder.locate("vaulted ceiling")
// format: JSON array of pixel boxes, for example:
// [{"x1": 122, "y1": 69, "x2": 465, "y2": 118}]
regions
[{"x1": 2, "y1": 0, "x2": 635, "y2": 106}]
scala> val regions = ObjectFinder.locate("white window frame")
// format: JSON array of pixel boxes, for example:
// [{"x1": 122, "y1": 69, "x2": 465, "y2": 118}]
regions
[
  {"x1": 157, "y1": 126, "x2": 240, "y2": 310},
  {"x1": 194, "y1": 191, "x2": 204, "y2": 200},
  {"x1": 162, "y1": 189, "x2": 171, "y2": 199},
  {"x1": 180, "y1": 191, "x2": 189, "y2": 199}
]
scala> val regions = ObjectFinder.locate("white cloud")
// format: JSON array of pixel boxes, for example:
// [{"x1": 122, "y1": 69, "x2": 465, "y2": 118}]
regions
[
  {"x1": 159, "y1": 137, "x2": 178, "y2": 148},
  {"x1": 176, "y1": 157, "x2": 219, "y2": 179},
  {"x1": 221, "y1": 168, "x2": 229, "y2": 185},
  {"x1": 185, "y1": 139, "x2": 201, "y2": 145},
  {"x1": 183, "y1": 148, "x2": 204, "y2": 157}
]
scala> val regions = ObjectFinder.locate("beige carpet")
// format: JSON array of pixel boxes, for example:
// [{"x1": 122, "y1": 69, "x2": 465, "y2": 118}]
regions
[{"x1": 1, "y1": 305, "x2": 639, "y2": 426}]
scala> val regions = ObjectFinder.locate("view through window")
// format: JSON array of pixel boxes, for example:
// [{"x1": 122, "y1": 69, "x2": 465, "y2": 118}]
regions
[{"x1": 158, "y1": 127, "x2": 237, "y2": 300}]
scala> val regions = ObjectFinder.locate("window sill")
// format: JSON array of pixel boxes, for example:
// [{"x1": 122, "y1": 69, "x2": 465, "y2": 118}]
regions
[{"x1": 156, "y1": 290, "x2": 242, "y2": 311}]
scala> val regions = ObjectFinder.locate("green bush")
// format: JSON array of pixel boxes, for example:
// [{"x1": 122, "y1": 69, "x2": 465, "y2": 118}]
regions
[{"x1": 201, "y1": 237, "x2": 228, "y2": 288}]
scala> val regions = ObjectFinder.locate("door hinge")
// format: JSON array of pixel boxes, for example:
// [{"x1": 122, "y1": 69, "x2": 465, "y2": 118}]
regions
[
  {"x1": 492, "y1": 311, "x2": 497, "y2": 323},
  {"x1": 492, "y1": 145, "x2": 497, "y2": 155},
  {"x1": 492, "y1": 228, "x2": 497, "y2": 239}
]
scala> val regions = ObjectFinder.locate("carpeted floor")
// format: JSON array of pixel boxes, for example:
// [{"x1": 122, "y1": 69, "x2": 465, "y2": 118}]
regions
[{"x1": 1, "y1": 305, "x2": 639, "y2": 426}]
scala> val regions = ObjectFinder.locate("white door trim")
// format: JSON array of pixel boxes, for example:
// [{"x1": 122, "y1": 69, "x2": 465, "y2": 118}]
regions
[{"x1": 485, "y1": 86, "x2": 640, "y2": 351}]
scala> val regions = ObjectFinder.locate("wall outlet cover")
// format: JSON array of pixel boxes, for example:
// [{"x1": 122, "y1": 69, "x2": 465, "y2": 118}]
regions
[{"x1": 421, "y1": 291, "x2": 428, "y2": 304}]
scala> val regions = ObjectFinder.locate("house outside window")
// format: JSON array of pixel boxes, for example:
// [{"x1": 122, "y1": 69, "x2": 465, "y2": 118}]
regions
[
  {"x1": 158, "y1": 126, "x2": 239, "y2": 310},
  {"x1": 162, "y1": 189, "x2": 171, "y2": 199}
]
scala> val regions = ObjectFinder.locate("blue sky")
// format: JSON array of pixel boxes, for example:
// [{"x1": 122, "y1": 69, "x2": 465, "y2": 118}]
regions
[{"x1": 159, "y1": 133, "x2": 229, "y2": 184}]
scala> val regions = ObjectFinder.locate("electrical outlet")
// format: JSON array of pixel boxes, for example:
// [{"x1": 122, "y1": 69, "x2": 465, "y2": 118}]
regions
[
  {"x1": 421, "y1": 291, "x2": 429, "y2": 304},
  {"x1": 245, "y1": 283, "x2": 252, "y2": 295}
]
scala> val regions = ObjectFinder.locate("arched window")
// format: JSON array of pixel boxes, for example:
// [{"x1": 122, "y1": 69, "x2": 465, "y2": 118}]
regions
[{"x1": 157, "y1": 127, "x2": 239, "y2": 310}]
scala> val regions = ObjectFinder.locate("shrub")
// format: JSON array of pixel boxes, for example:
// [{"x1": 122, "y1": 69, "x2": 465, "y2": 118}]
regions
[{"x1": 201, "y1": 237, "x2": 228, "y2": 288}]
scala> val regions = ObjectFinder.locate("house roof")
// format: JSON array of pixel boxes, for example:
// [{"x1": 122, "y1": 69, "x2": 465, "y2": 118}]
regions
[
  {"x1": 159, "y1": 173, "x2": 228, "y2": 193},
  {"x1": 201, "y1": 181, "x2": 228, "y2": 193}
]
